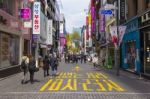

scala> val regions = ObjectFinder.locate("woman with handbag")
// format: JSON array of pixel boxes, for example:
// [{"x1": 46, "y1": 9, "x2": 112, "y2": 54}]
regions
[{"x1": 28, "y1": 55, "x2": 36, "y2": 84}]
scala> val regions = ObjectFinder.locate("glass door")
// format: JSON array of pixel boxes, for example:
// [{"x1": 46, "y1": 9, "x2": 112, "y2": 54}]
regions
[{"x1": 144, "y1": 32, "x2": 150, "y2": 74}]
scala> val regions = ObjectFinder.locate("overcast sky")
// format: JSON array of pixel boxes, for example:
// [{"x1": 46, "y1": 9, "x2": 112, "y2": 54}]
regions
[{"x1": 61, "y1": 0, "x2": 90, "y2": 33}]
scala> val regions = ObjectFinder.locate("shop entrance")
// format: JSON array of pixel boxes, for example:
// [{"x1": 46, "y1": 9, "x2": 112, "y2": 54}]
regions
[
  {"x1": 144, "y1": 32, "x2": 150, "y2": 75},
  {"x1": 126, "y1": 41, "x2": 136, "y2": 71}
]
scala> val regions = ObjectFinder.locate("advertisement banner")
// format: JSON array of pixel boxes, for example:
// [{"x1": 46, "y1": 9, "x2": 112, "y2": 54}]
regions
[
  {"x1": 110, "y1": 26, "x2": 126, "y2": 48},
  {"x1": 99, "y1": 14, "x2": 105, "y2": 32},
  {"x1": 109, "y1": 26, "x2": 118, "y2": 48},
  {"x1": 119, "y1": 26, "x2": 126, "y2": 46},
  {"x1": 33, "y1": 2, "x2": 40, "y2": 34},
  {"x1": 47, "y1": 20, "x2": 53, "y2": 45}
]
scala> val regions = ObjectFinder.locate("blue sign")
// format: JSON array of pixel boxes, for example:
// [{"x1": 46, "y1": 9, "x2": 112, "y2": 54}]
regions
[{"x1": 101, "y1": 10, "x2": 113, "y2": 15}]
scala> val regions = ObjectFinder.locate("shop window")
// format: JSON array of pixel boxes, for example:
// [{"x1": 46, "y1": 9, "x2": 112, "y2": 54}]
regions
[
  {"x1": 126, "y1": 41, "x2": 136, "y2": 70},
  {"x1": 144, "y1": 32, "x2": 150, "y2": 74},
  {"x1": 0, "y1": 33, "x2": 19, "y2": 69},
  {"x1": 0, "y1": 0, "x2": 15, "y2": 16},
  {"x1": 146, "y1": 0, "x2": 150, "y2": 9}
]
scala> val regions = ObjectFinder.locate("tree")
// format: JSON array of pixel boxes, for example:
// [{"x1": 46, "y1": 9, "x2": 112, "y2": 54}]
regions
[{"x1": 71, "y1": 31, "x2": 80, "y2": 41}]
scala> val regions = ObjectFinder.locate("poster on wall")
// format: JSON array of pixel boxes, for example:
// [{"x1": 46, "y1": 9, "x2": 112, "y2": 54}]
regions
[{"x1": 33, "y1": 2, "x2": 41, "y2": 34}]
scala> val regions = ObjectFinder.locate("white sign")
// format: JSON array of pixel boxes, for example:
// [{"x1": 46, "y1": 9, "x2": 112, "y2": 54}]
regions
[
  {"x1": 24, "y1": 20, "x2": 32, "y2": 28},
  {"x1": 60, "y1": 23, "x2": 63, "y2": 33},
  {"x1": 47, "y1": 20, "x2": 53, "y2": 45},
  {"x1": 33, "y1": 2, "x2": 40, "y2": 34}
]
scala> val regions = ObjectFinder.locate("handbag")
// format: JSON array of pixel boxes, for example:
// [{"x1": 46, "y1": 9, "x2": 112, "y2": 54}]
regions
[{"x1": 34, "y1": 67, "x2": 39, "y2": 72}]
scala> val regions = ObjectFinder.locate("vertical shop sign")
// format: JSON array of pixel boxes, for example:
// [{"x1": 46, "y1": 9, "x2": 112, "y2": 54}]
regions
[
  {"x1": 119, "y1": 0, "x2": 126, "y2": 23},
  {"x1": 100, "y1": 14, "x2": 105, "y2": 32},
  {"x1": 33, "y1": 2, "x2": 40, "y2": 34},
  {"x1": 47, "y1": 20, "x2": 53, "y2": 45}
]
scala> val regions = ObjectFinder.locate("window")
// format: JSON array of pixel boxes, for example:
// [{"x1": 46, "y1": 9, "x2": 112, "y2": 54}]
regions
[
  {"x1": 146, "y1": 0, "x2": 150, "y2": 9},
  {"x1": 0, "y1": 33, "x2": 19, "y2": 69},
  {"x1": 0, "y1": 0, "x2": 15, "y2": 15}
]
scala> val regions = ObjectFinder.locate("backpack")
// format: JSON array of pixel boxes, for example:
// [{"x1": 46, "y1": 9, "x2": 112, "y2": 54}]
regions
[{"x1": 21, "y1": 59, "x2": 27, "y2": 70}]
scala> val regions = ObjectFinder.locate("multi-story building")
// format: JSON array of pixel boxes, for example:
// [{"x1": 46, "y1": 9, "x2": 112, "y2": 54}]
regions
[
  {"x1": 46, "y1": 0, "x2": 60, "y2": 53},
  {"x1": 59, "y1": 13, "x2": 66, "y2": 55},
  {"x1": 121, "y1": 0, "x2": 150, "y2": 76},
  {"x1": 0, "y1": 0, "x2": 31, "y2": 74}
]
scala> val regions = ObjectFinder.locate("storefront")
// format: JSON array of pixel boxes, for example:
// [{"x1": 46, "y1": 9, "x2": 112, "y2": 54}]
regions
[
  {"x1": 0, "y1": 32, "x2": 20, "y2": 69},
  {"x1": 121, "y1": 17, "x2": 141, "y2": 73},
  {"x1": 139, "y1": 10, "x2": 150, "y2": 76}
]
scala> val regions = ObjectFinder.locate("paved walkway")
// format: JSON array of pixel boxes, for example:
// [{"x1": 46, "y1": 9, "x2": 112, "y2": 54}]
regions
[{"x1": 0, "y1": 61, "x2": 150, "y2": 99}]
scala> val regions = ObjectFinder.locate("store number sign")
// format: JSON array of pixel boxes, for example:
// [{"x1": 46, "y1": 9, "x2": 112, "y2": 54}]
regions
[{"x1": 33, "y1": 2, "x2": 40, "y2": 34}]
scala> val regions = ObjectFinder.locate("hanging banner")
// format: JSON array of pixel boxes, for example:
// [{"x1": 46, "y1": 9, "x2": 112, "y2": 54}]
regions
[
  {"x1": 110, "y1": 26, "x2": 126, "y2": 48},
  {"x1": 33, "y1": 2, "x2": 41, "y2": 34},
  {"x1": 109, "y1": 26, "x2": 118, "y2": 48},
  {"x1": 100, "y1": 14, "x2": 105, "y2": 32},
  {"x1": 119, "y1": 26, "x2": 126, "y2": 46}
]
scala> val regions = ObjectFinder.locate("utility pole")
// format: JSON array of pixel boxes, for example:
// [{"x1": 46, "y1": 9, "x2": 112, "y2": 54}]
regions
[{"x1": 115, "y1": 0, "x2": 120, "y2": 76}]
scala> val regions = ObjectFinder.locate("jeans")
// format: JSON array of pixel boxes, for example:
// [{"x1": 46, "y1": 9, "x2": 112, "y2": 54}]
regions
[{"x1": 29, "y1": 70, "x2": 34, "y2": 83}]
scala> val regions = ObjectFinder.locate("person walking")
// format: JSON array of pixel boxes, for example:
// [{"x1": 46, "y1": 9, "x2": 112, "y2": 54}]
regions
[
  {"x1": 50, "y1": 53, "x2": 58, "y2": 76},
  {"x1": 93, "y1": 55, "x2": 98, "y2": 68},
  {"x1": 28, "y1": 55, "x2": 36, "y2": 84},
  {"x1": 84, "y1": 54, "x2": 87, "y2": 63},
  {"x1": 54, "y1": 53, "x2": 59, "y2": 75},
  {"x1": 43, "y1": 55, "x2": 50, "y2": 77},
  {"x1": 20, "y1": 52, "x2": 29, "y2": 84}
]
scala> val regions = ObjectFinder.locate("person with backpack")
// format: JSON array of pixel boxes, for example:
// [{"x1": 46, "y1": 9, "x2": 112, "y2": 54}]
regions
[{"x1": 20, "y1": 52, "x2": 29, "y2": 84}]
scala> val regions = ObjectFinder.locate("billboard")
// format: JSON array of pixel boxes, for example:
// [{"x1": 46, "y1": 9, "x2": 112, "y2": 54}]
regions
[{"x1": 33, "y1": 2, "x2": 40, "y2": 34}]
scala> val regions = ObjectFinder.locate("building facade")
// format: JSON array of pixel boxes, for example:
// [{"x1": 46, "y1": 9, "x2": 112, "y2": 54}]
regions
[
  {"x1": 59, "y1": 14, "x2": 66, "y2": 55},
  {"x1": 120, "y1": 0, "x2": 150, "y2": 76},
  {"x1": 0, "y1": 0, "x2": 31, "y2": 70}
]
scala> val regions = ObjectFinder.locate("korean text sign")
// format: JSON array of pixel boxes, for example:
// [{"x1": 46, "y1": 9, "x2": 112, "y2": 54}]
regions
[{"x1": 33, "y1": 2, "x2": 40, "y2": 34}]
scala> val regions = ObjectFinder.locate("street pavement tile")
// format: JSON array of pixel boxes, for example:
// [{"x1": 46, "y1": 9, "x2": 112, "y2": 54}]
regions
[{"x1": 0, "y1": 61, "x2": 150, "y2": 99}]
